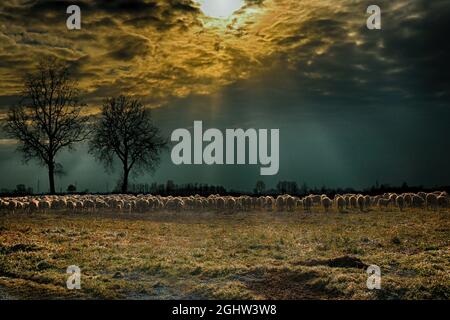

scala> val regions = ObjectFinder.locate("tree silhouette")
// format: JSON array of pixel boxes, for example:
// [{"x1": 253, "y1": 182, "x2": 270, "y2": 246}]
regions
[
  {"x1": 67, "y1": 184, "x2": 77, "y2": 193},
  {"x1": 4, "y1": 58, "x2": 89, "y2": 194},
  {"x1": 89, "y1": 95, "x2": 166, "y2": 193},
  {"x1": 255, "y1": 180, "x2": 266, "y2": 195}
]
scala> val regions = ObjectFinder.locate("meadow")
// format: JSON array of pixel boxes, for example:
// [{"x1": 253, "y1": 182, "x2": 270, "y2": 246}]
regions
[{"x1": 0, "y1": 209, "x2": 449, "y2": 300}]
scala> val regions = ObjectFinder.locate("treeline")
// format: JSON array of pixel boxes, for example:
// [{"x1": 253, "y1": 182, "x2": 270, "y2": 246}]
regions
[
  {"x1": 252, "y1": 180, "x2": 450, "y2": 197},
  {"x1": 126, "y1": 181, "x2": 227, "y2": 196},
  {"x1": 2, "y1": 180, "x2": 449, "y2": 197}
]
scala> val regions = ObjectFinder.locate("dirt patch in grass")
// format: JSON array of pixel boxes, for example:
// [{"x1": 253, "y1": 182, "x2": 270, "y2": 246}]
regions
[
  {"x1": 0, "y1": 243, "x2": 40, "y2": 255},
  {"x1": 243, "y1": 268, "x2": 341, "y2": 299},
  {"x1": 294, "y1": 256, "x2": 368, "y2": 269}
]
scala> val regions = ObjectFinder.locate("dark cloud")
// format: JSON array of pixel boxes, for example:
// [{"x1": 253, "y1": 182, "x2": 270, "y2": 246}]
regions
[{"x1": 105, "y1": 35, "x2": 150, "y2": 61}]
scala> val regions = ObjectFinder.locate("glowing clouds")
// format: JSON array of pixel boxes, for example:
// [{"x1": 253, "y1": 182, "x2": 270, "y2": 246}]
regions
[{"x1": 195, "y1": 0, "x2": 244, "y2": 19}]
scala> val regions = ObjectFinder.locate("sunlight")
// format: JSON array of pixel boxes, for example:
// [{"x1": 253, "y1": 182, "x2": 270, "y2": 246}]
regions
[{"x1": 195, "y1": 0, "x2": 245, "y2": 19}]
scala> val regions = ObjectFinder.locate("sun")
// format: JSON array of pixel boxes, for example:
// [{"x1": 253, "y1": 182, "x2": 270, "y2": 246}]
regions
[{"x1": 195, "y1": 0, "x2": 245, "y2": 19}]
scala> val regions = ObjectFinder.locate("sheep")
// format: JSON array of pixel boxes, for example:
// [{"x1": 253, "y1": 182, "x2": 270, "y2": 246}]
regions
[
  {"x1": 275, "y1": 196, "x2": 285, "y2": 211},
  {"x1": 426, "y1": 193, "x2": 438, "y2": 210},
  {"x1": 7, "y1": 200, "x2": 17, "y2": 212},
  {"x1": 29, "y1": 199, "x2": 39, "y2": 212},
  {"x1": 349, "y1": 196, "x2": 357, "y2": 209},
  {"x1": 243, "y1": 197, "x2": 252, "y2": 211},
  {"x1": 226, "y1": 197, "x2": 236, "y2": 212},
  {"x1": 321, "y1": 196, "x2": 332, "y2": 212},
  {"x1": 363, "y1": 195, "x2": 371, "y2": 210},
  {"x1": 389, "y1": 193, "x2": 398, "y2": 206},
  {"x1": 396, "y1": 195, "x2": 405, "y2": 211},
  {"x1": 357, "y1": 195, "x2": 365, "y2": 212},
  {"x1": 344, "y1": 196, "x2": 351, "y2": 209},
  {"x1": 335, "y1": 196, "x2": 345, "y2": 213},
  {"x1": 251, "y1": 197, "x2": 258, "y2": 210},
  {"x1": 166, "y1": 198, "x2": 184, "y2": 211},
  {"x1": 95, "y1": 199, "x2": 109, "y2": 210},
  {"x1": 143, "y1": 197, "x2": 152, "y2": 210},
  {"x1": 418, "y1": 192, "x2": 426, "y2": 200},
  {"x1": 310, "y1": 194, "x2": 322, "y2": 206},
  {"x1": 296, "y1": 199, "x2": 304, "y2": 211},
  {"x1": 372, "y1": 195, "x2": 381, "y2": 206},
  {"x1": 286, "y1": 196, "x2": 296, "y2": 212},
  {"x1": 411, "y1": 195, "x2": 425, "y2": 208},
  {"x1": 404, "y1": 193, "x2": 412, "y2": 207},
  {"x1": 303, "y1": 196, "x2": 313, "y2": 212},
  {"x1": 377, "y1": 198, "x2": 390, "y2": 210},
  {"x1": 257, "y1": 196, "x2": 266, "y2": 210},
  {"x1": 265, "y1": 196, "x2": 274, "y2": 211},
  {"x1": 437, "y1": 195, "x2": 449, "y2": 208},
  {"x1": 39, "y1": 200, "x2": 51, "y2": 212},
  {"x1": 0, "y1": 191, "x2": 448, "y2": 216},
  {"x1": 0, "y1": 200, "x2": 9, "y2": 213},
  {"x1": 84, "y1": 199, "x2": 96, "y2": 212},
  {"x1": 208, "y1": 197, "x2": 216, "y2": 210},
  {"x1": 216, "y1": 197, "x2": 225, "y2": 211},
  {"x1": 123, "y1": 201, "x2": 133, "y2": 212}
]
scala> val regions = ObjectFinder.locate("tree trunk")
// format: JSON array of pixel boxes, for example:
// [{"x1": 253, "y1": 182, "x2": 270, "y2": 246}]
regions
[
  {"x1": 48, "y1": 162, "x2": 56, "y2": 194},
  {"x1": 121, "y1": 168, "x2": 129, "y2": 194}
]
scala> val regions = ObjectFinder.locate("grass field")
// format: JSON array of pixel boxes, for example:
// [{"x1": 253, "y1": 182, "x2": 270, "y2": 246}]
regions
[{"x1": 0, "y1": 209, "x2": 449, "y2": 300}]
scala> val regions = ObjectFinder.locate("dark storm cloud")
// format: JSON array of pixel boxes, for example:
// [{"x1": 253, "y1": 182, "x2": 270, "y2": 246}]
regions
[
  {"x1": 105, "y1": 34, "x2": 151, "y2": 61},
  {"x1": 381, "y1": 0, "x2": 450, "y2": 100},
  {"x1": 1, "y1": 0, "x2": 199, "y2": 28},
  {"x1": 265, "y1": 0, "x2": 450, "y2": 108}
]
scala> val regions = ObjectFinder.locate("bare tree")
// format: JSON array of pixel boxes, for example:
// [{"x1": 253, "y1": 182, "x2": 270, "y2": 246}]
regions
[
  {"x1": 89, "y1": 95, "x2": 167, "y2": 193},
  {"x1": 255, "y1": 180, "x2": 266, "y2": 195},
  {"x1": 4, "y1": 58, "x2": 89, "y2": 194}
]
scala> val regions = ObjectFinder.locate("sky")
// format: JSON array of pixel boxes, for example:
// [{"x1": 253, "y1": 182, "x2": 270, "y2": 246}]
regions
[{"x1": 0, "y1": 0, "x2": 449, "y2": 193}]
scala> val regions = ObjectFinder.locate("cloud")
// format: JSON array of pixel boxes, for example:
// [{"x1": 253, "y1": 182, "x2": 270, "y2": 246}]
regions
[{"x1": 0, "y1": 0, "x2": 448, "y2": 115}]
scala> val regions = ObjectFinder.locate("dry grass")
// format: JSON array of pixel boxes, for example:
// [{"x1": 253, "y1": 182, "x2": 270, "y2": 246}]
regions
[{"x1": 0, "y1": 209, "x2": 449, "y2": 300}]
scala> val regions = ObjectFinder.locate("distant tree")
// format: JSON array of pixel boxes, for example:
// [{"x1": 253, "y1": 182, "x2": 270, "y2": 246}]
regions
[
  {"x1": 89, "y1": 95, "x2": 167, "y2": 193},
  {"x1": 166, "y1": 180, "x2": 175, "y2": 194},
  {"x1": 276, "y1": 181, "x2": 298, "y2": 195},
  {"x1": 15, "y1": 184, "x2": 27, "y2": 195},
  {"x1": 255, "y1": 180, "x2": 266, "y2": 195},
  {"x1": 4, "y1": 58, "x2": 89, "y2": 194},
  {"x1": 67, "y1": 184, "x2": 77, "y2": 193}
]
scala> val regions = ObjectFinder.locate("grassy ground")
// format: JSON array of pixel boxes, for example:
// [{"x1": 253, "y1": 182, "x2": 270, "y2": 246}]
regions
[{"x1": 0, "y1": 209, "x2": 449, "y2": 300}]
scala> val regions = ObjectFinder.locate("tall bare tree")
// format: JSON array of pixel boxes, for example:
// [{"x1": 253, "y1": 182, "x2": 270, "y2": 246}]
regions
[
  {"x1": 4, "y1": 58, "x2": 89, "y2": 194},
  {"x1": 89, "y1": 95, "x2": 166, "y2": 193}
]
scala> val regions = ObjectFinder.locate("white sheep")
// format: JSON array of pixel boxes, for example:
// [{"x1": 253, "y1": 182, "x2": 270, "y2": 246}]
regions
[
  {"x1": 321, "y1": 196, "x2": 332, "y2": 212},
  {"x1": 303, "y1": 196, "x2": 313, "y2": 212},
  {"x1": 426, "y1": 193, "x2": 438, "y2": 210},
  {"x1": 396, "y1": 195, "x2": 405, "y2": 211},
  {"x1": 335, "y1": 196, "x2": 345, "y2": 213}
]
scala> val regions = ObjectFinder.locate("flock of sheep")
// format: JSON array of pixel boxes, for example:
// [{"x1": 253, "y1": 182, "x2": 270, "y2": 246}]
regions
[{"x1": 0, "y1": 191, "x2": 449, "y2": 214}]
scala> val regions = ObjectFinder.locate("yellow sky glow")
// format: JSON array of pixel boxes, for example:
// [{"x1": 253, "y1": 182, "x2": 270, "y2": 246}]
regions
[
  {"x1": 195, "y1": 0, "x2": 244, "y2": 19},
  {"x1": 0, "y1": 0, "x2": 368, "y2": 112}
]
